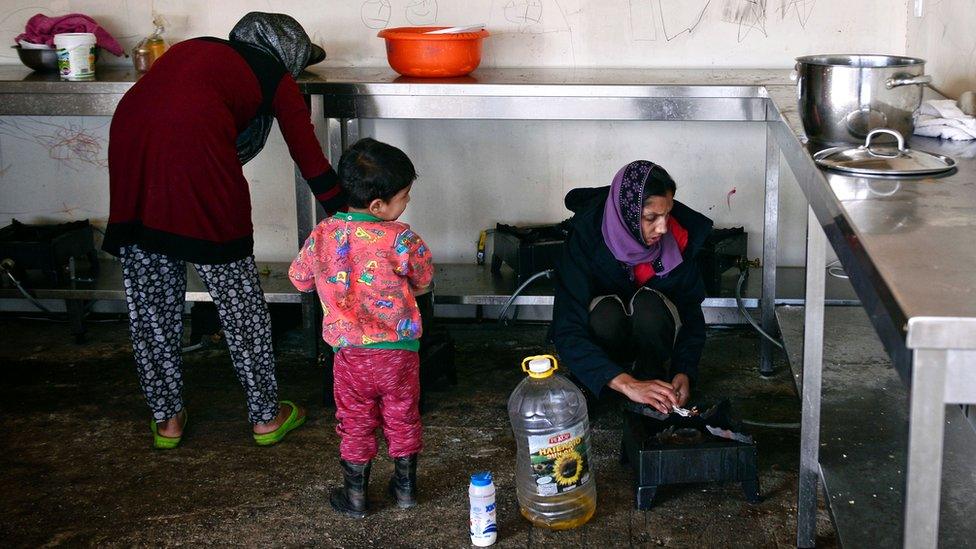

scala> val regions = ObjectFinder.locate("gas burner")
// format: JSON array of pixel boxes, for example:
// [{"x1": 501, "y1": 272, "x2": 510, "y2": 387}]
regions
[
  {"x1": 620, "y1": 399, "x2": 760, "y2": 509},
  {"x1": 0, "y1": 219, "x2": 98, "y2": 286},
  {"x1": 656, "y1": 426, "x2": 704, "y2": 445}
]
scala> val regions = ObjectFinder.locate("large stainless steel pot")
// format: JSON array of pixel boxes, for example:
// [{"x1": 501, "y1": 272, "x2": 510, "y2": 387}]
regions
[{"x1": 795, "y1": 54, "x2": 932, "y2": 145}]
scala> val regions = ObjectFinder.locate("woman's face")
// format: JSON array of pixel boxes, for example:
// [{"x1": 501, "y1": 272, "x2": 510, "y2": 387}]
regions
[{"x1": 641, "y1": 191, "x2": 674, "y2": 245}]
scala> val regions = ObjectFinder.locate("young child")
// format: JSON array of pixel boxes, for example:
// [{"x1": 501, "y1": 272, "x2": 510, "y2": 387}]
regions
[{"x1": 289, "y1": 138, "x2": 434, "y2": 518}]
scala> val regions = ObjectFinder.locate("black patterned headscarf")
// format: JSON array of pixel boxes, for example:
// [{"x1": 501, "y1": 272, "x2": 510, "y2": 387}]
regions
[
  {"x1": 229, "y1": 12, "x2": 326, "y2": 164},
  {"x1": 601, "y1": 160, "x2": 683, "y2": 276}
]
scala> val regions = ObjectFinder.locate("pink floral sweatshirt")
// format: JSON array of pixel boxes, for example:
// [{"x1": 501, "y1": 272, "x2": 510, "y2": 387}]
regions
[{"x1": 289, "y1": 212, "x2": 434, "y2": 351}]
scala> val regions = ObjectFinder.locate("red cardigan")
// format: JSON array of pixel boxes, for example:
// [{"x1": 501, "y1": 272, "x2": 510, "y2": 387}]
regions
[
  {"x1": 633, "y1": 217, "x2": 689, "y2": 285},
  {"x1": 104, "y1": 38, "x2": 344, "y2": 263}
]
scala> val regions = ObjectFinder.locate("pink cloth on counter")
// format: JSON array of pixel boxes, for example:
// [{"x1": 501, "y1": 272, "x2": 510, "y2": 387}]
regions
[{"x1": 15, "y1": 13, "x2": 124, "y2": 56}]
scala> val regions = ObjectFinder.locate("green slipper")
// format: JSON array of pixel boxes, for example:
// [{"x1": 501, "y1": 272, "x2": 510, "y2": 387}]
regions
[
  {"x1": 253, "y1": 400, "x2": 306, "y2": 446},
  {"x1": 150, "y1": 410, "x2": 187, "y2": 450}
]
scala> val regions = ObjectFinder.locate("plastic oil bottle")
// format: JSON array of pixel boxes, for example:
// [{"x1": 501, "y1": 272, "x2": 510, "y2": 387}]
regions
[{"x1": 508, "y1": 355, "x2": 596, "y2": 529}]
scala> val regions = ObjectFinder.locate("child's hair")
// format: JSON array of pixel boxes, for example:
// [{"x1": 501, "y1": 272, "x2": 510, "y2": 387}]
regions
[{"x1": 338, "y1": 138, "x2": 417, "y2": 208}]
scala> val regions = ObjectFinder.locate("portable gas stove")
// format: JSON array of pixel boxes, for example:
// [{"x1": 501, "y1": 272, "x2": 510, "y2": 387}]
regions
[
  {"x1": 0, "y1": 219, "x2": 98, "y2": 286},
  {"x1": 620, "y1": 399, "x2": 760, "y2": 510}
]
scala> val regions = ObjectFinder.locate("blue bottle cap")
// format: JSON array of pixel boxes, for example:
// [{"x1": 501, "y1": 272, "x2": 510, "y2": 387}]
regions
[{"x1": 470, "y1": 471, "x2": 493, "y2": 486}]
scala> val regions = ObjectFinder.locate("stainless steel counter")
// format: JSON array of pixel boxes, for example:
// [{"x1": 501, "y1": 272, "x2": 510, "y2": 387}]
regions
[
  {"x1": 0, "y1": 66, "x2": 136, "y2": 115},
  {"x1": 304, "y1": 67, "x2": 793, "y2": 383},
  {"x1": 2, "y1": 64, "x2": 974, "y2": 547},
  {"x1": 306, "y1": 67, "x2": 788, "y2": 121},
  {"x1": 765, "y1": 82, "x2": 976, "y2": 548},
  {"x1": 0, "y1": 65, "x2": 789, "y2": 116}
]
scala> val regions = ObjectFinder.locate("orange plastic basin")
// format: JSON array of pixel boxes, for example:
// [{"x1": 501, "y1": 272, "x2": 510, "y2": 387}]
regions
[{"x1": 378, "y1": 27, "x2": 489, "y2": 78}]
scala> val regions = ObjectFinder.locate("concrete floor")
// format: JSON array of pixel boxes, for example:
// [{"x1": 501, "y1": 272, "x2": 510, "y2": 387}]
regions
[{"x1": 0, "y1": 316, "x2": 837, "y2": 547}]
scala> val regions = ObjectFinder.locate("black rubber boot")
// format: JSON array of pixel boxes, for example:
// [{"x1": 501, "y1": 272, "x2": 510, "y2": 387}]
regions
[
  {"x1": 330, "y1": 459, "x2": 371, "y2": 518},
  {"x1": 388, "y1": 454, "x2": 418, "y2": 509}
]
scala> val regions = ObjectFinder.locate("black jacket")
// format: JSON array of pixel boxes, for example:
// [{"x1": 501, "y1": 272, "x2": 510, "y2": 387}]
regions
[{"x1": 550, "y1": 187, "x2": 713, "y2": 397}]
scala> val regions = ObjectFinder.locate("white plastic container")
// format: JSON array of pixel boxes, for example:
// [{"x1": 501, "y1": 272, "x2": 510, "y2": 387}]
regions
[
  {"x1": 508, "y1": 355, "x2": 597, "y2": 530},
  {"x1": 54, "y1": 33, "x2": 96, "y2": 81},
  {"x1": 469, "y1": 471, "x2": 497, "y2": 546}
]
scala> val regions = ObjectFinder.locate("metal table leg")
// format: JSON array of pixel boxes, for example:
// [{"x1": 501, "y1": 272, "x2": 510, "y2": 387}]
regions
[
  {"x1": 327, "y1": 117, "x2": 360, "y2": 159},
  {"x1": 903, "y1": 348, "x2": 948, "y2": 548},
  {"x1": 760, "y1": 123, "x2": 780, "y2": 376},
  {"x1": 295, "y1": 161, "x2": 318, "y2": 364},
  {"x1": 65, "y1": 299, "x2": 86, "y2": 343},
  {"x1": 296, "y1": 94, "x2": 319, "y2": 365},
  {"x1": 316, "y1": 116, "x2": 359, "y2": 405},
  {"x1": 797, "y1": 206, "x2": 826, "y2": 548}
]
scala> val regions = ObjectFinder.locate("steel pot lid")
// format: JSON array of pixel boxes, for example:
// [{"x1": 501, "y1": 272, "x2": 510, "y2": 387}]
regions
[{"x1": 813, "y1": 129, "x2": 956, "y2": 176}]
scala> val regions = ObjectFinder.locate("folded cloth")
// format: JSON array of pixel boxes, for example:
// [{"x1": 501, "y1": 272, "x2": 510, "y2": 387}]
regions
[
  {"x1": 14, "y1": 13, "x2": 124, "y2": 56},
  {"x1": 914, "y1": 99, "x2": 976, "y2": 141}
]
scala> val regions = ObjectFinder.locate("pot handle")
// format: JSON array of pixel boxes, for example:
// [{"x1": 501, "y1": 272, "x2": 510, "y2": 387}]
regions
[
  {"x1": 885, "y1": 74, "x2": 933, "y2": 89},
  {"x1": 863, "y1": 128, "x2": 907, "y2": 157}
]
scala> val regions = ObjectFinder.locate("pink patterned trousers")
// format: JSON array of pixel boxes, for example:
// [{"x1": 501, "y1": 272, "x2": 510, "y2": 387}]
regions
[{"x1": 333, "y1": 347, "x2": 422, "y2": 463}]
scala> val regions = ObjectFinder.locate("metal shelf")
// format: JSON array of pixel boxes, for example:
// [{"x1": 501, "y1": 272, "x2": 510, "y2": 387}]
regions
[
  {"x1": 778, "y1": 306, "x2": 976, "y2": 548},
  {"x1": 2, "y1": 259, "x2": 856, "y2": 310},
  {"x1": 432, "y1": 263, "x2": 858, "y2": 308},
  {"x1": 0, "y1": 259, "x2": 302, "y2": 304}
]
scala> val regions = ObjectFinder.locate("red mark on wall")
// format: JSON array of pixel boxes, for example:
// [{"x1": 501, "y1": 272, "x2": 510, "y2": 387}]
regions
[{"x1": 726, "y1": 186, "x2": 737, "y2": 210}]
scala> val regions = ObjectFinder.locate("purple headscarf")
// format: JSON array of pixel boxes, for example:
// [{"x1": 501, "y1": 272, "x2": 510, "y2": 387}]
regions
[{"x1": 601, "y1": 160, "x2": 683, "y2": 277}]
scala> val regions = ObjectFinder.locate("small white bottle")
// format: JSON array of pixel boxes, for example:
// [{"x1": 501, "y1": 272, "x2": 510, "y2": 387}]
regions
[{"x1": 469, "y1": 471, "x2": 498, "y2": 546}]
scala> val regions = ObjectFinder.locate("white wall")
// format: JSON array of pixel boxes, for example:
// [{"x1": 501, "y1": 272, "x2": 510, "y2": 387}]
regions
[
  {"x1": 905, "y1": 0, "x2": 976, "y2": 99},
  {"x1": 1, "y1": 1, "x2": 908, "y2": 69},
  {"x1": 376, "y1": 119, "x2": 813, "y2": 266},
  {"x1": 0, "y1": 0, "x2": 908, "y2": 267}
]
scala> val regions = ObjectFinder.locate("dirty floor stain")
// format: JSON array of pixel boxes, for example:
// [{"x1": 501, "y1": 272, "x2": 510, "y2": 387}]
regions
[{"x1": 0, "y1": 319, "x2": 837, "y2": 547}]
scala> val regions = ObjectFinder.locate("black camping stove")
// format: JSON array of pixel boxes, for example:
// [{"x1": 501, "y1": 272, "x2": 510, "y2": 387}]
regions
[
  {"x1": 0, "y1": 219, "x2": 98, "y2": 286},
  {"x1": 620, "y1": 399, "x2": 760, "y2": 510},
  {"x1": 490, "y1": 222, "x2": 569, "y2": 285}
]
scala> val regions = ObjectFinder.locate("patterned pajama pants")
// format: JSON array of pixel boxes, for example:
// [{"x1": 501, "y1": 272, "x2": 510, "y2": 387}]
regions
[
  {"x1": 119, "y1": 244, "x2": 278, "y2": 424},
  {"x1": 333, "y1": 347, "x2": 422, "y2": 463}
]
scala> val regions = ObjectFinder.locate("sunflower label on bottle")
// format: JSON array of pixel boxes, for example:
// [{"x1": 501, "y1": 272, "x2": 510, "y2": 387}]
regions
[{"x1": 526, "y1": 419, "x2": 591, "y2": 496}]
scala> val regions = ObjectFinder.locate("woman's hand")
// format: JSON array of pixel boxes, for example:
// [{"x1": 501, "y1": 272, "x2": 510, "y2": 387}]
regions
[
  {"x1": 608, "y1": 373, "x2": 678, "y2": 414},
  {"x1": 671, "y1": 373, "x2": 691, "y2": 407}
]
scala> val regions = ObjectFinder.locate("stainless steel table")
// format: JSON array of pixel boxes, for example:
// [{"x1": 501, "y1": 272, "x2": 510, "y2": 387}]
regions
[
  {"x1": 0, "y1": 66, "x2": 790, "y2": 377},
  {"x1": 301, "y1": 67, "x2": 791, "y2": 377},
  {"x1": 766, "y1": 84, "x2": 976, "y2": 547}
]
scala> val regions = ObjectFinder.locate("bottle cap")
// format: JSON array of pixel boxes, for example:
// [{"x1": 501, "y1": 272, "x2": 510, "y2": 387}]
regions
[
  {"x1": 470, "y1": 471, "x2": 493, "y2": 486},
  {"x1": 521, "y1": 354, "x2": 558, "y2": 379}
]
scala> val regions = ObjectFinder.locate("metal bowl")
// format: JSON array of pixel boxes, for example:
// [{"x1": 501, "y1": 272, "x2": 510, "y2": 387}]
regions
[
  {"x1": 13, "y1": 45, "x2": 100, "y2": 73},
  {"x1": 13, "y1": 45, "x2": 59, "y2": 72}
]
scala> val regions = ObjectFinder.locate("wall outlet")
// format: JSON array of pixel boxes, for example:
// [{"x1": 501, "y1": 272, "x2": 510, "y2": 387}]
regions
[{"x1": 914, "y1": 0, "x2": 924, "y2": 17}]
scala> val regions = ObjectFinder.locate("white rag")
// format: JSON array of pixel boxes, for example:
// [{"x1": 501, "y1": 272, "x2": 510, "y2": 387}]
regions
[{"x1": 914, "y1": 99, "x2": 976, "y2": 141}]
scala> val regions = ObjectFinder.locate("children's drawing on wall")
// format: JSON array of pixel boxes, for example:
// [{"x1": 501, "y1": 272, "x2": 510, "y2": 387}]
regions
[
  {"x1": 503, "y1": 0, "x2": 543, "y2": 25},
  {"x1": 629, "y1": 0, "x2": 658, "y2": 42},
  {"x1": 657, "y1": 0, "x2": 711, "y2": 41},
  {"x1": 405, "y1": 0, "x2": 437, "y2": 25},
  {"x1": 488, "y1": 0, "x2": 577, "y2": 66},
  {"x1": 722, "y1": 0, "x2": 768, "y2": 42},
  {"x1": 780, "y1": 0, "x2": 815, "y2": 28},
  {"x1": 0, "y1": 118, "x2": 108, "y2": 171},
  {"x1": 362, "y1": 0, "x2": 393, "y2": 29},
  {"x1": 0, "y1": 117, "x2": 109, "y2": 222}
]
